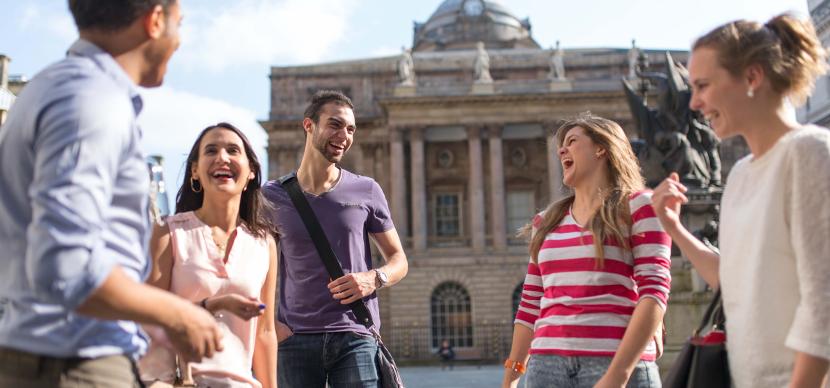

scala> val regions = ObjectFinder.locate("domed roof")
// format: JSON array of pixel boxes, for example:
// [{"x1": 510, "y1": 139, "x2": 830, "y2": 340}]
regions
[{"x1": 413, "y1": 0, "x2": 540, "y2": 52}]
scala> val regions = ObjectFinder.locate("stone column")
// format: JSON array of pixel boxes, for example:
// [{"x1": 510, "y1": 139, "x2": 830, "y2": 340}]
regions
[
  {"x1": 267, "y1": 143, "x2": 280, "y2": 180},
  {"x1": 373, "y1": 144, "x2": 388, "y2": 192},
  {"x1": 488, "y1": 125, "x2": 507, "y2": 251},
  {"x1": 389, "y1": 129, "x2": 409, "y2": 243},
  {"x1": 277, "y1": 146, "x2": 298, "y2": 177},
  {"x1": 544, "y1": 121, "x2": 566, "y2": 203},
  {"x1": 293, "y1": 145, "x2": 304, "y2": 173},
  {"x1": 467, "y1": 126, "x2": 486, "y2": 253},
  {"x1": 410, "y1": 127, "x2": 427, "y2": 252},
  {"x1": 350, "y1": 142, "x2": 366, "y2": 175}
]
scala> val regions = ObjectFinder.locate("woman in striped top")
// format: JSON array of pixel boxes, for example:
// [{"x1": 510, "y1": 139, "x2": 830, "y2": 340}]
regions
[{"x1": 502, "y1": 114, "x2": 672, "y2": 388}]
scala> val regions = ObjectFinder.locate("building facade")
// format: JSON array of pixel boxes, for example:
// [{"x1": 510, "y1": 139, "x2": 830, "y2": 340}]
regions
[
  {"x1": 798, "y1": 0, "x2": 830, "y2": 125},
  {"x1": 0, "y1": 54, "x2": 28, "y2": 126},
  {"x1": 0, "y1": 55, "x2": 14, "y2": 126},
  {"x1": 262, "y1": 0, "x2": 733, "y2": 365}
]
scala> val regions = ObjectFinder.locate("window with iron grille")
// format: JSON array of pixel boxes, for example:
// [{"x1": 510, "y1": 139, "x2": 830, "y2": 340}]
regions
[
  {"x1": 507, "y1": 190, "x2": 535, "y2": 239},
  {"x1": 430, "y1": 282, "x2": 473, "y2": 348},
  {"x1": 434, "y1": 193, "x2": 461, "y2": 237}
]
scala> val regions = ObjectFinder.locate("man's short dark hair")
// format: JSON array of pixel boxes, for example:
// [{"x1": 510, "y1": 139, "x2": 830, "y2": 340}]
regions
[
  {"x1": 68, "y1": 0, "x2": 174, "y2": 31},
  {"x1": 304, "y1": 90, "x2": 354, "y2": 124}
]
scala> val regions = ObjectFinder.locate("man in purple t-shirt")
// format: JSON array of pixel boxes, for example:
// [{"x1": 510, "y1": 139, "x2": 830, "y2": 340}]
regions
[{"x1": 262, "y1": 90, "x2": 409, "y2": 388}]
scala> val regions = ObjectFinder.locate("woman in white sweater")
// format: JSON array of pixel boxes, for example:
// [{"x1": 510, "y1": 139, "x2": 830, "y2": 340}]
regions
[{"x1": 651, "y1": 13, "x2": 830, "y2": 388}]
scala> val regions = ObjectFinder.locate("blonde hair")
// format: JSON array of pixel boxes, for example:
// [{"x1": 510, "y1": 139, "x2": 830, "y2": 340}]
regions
[
  {"x1": 693, "y1": 13, "x2": 828, "y2": 105},
  {"x1": 523, "y1": 113, "x2": 644, "y2": 266}
]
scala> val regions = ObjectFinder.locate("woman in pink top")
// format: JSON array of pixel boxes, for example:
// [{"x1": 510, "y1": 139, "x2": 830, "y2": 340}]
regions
[
  {"x1": 140, "y1": 122, "x2": 278, "y2": 388},
  {"x1": 502, "y1": 114, "x2": 671, "y2": 388}
]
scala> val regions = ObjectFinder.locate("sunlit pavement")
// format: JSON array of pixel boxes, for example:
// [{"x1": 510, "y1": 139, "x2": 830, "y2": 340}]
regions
[{"x1": 399, "y1": 364, "x2": 526, "y2": 388}]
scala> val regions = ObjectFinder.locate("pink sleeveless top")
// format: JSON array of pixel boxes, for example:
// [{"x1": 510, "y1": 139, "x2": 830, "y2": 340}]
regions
[{"x1": 139, "y1": 211, "x2": 270, "y2": 388}]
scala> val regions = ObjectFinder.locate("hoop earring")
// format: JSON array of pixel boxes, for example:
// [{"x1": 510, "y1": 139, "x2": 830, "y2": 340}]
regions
[{"x1": 190, "y1": 177, "x2": 202, "y2": 193}]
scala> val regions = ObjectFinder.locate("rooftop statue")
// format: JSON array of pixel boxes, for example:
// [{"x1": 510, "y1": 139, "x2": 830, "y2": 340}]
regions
[
  {"x1": 473, "y1": 41, "x2": 492, "y2": 83},
  {"x1": 549, "y1": 41, "x2": 566, "y2": 81},
  {"x1": 398, "y1": 47, "x2": 415, "y2": 86},
  {"x1": 623, "y1": 52, "x2": 722, "y2": 189},
  {"x1": 627, "y1": 40, "x2": 640, "y2": 79}
]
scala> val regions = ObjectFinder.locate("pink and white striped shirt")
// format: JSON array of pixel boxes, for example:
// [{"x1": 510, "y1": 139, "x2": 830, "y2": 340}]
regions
[{"x1": 515, "y1": 191, "x2": 671, "y2": 361}]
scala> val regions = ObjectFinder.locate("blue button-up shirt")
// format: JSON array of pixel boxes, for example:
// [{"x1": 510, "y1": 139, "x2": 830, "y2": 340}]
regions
[{"x1": 0, "y1": 39, "x2": 151, "y2": 358}]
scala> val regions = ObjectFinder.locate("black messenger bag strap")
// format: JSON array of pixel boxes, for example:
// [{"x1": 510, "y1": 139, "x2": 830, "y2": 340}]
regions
[{"x1": 278, "y1": 173, "x2": 375, "y2": 329}]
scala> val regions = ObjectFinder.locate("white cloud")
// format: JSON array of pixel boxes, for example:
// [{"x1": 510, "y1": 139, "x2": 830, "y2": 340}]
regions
[
  {"x1": 16, "y1": 3, "x2": 75, "y2": 44},
  {"x1": 136, "y1": 87, "x2": 269, "y2": 202},
  {"x1": 177, "y1": 0, "x2": 359, "y2": 72},
  {"x1": 18, "y1": 4, "x2": 40, "y2": 30}
]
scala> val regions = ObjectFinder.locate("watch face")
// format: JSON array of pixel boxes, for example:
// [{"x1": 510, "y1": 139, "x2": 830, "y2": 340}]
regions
[
  {"x1": 464, "y1": 0, "x2": 484, "y2": 16},
  {"x1": 375, "y1": 269, "x2": 389, "y2": 288}
]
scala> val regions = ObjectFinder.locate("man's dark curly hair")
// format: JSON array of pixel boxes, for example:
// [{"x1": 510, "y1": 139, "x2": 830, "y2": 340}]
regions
[
  {"x1": 303, "y1": 90, "x2": 354, "y2": 124},
  {"x1": 68, "y1": 0, "x2": 175, "y2": 31}
]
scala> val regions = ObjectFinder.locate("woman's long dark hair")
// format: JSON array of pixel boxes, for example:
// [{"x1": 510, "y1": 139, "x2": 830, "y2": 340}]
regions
[{"x1": 175, "y1": 122, "x2": 273, "y2": 239}]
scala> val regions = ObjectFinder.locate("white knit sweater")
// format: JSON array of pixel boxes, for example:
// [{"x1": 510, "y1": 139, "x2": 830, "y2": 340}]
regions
[{"x1": 719, "y1": 126, "x2": 830, "y2": 387}]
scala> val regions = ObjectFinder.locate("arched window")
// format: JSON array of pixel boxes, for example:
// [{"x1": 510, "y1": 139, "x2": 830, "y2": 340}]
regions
[
  {"x1": 512, "y1": 282, "x2": 524, "y2": 319},
  {"x1": 430, "y1": 282, "x2": 473, "y2": 348}
]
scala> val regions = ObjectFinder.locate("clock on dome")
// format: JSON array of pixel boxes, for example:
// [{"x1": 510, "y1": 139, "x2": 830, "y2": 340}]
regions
[{"x1": 463, "y1": 0, "x2": 484, "y2": 17}]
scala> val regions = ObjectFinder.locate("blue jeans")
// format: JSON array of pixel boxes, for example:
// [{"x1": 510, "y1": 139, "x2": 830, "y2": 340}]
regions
[
  {"x1": 525, "y1": 354, "x2": 661, "y2": 388},
  {"x1": 278, "y1": 331, "x2": 380, "y2": 388}
]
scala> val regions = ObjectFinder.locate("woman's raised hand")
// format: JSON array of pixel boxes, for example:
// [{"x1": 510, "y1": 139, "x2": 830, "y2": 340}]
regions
[
  {"x1": 651, "y1": 172, "x2": 688, "y2": 233},
  {"x1": 213, "y1": 294, "x2": 266, "y2": 321}
]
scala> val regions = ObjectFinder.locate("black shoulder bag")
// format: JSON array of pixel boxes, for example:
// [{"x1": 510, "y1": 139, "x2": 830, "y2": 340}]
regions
[
  {"x1": 663, "y1": 288, "x2": 730, "y2": 388},
  {"x1": 279, "y1": 173, "x2": 405, "y2": 388}
]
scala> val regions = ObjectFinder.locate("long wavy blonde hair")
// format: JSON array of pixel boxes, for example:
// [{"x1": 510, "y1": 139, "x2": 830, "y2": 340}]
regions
[{"x1": 524, "y1": 113, "x2": 645, "y2": 267}]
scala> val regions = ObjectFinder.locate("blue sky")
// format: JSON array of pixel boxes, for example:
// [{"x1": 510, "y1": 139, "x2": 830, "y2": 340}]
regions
[{"x1": 0, "y1": 0, "x2": 810, "y2": 200}]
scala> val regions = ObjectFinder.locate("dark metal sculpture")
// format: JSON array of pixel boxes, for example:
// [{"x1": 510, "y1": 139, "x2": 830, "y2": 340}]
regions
[{"x1": 623, "y1": 52, "x2": 722, "y2": 189}]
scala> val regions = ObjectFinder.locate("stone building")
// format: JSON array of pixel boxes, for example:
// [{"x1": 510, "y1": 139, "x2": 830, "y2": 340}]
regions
[
  {"x1": 0, "y1": 55, "x2": 15, "y2": 126},
  {"x1": 0, "y1": 54, "x2": 28, "y2": 126},
  {"x1": 262, "y1": 0, "x2": 731, "y2": 365},
  {"x1": 798, "y1": 0, "x2": 830, "y2": 126}
]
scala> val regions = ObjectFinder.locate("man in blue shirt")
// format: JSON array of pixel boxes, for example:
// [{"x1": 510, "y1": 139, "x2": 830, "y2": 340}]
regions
[{"x1": 0, "y1": 1, "x2": 223, "y2": 386}]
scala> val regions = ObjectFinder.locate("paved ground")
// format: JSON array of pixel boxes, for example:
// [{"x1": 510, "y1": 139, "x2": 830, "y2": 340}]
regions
[{"x1": 399, "y1": 364, "x2": 525, "y2": 388}]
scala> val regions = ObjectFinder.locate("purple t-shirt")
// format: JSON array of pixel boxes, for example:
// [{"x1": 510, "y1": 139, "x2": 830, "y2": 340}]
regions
[{"x1": 262, "y1": 169, "x2": 395, "y2": 334}]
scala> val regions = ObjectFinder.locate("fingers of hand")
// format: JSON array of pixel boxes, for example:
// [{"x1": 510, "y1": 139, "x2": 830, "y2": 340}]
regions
[
  {"x1": 203, "y1": 339, "x2": 213, "y2": 359},
  {"x1": 203, "y1": 326, "x2": 223, "y2": 357},
  {"x1": 341, "y1": 294, "x2": 361, "y2": 304},
  {"x1": 171, "y1": 338, "x2": 195, "y2": 362},
  {"x1": 224, "y1": 296, "x2": 262, "y2": 318},
  {"x1": 240, "y1": 305, "x2": 264, "y2": 320},
  {"x1": 657, "y1": 175, "x2": 687, "y2": 193},
  {"x1": 668, "y1": 178, "x2": 688, "y2": 193},
  {"x1": 666, "y1": 184, "x2": 688, "y2": 204},
  {"x1": 327, "y1": 274, "x2": 353, "y2": 289},
  {"x1": 329, "y1": 277, "x2": 357, "y2": 294},
  {"x1": 333, "y1": 287, "x2": 356, "y2": 302},
  {"x1": 193, "y1": 312, "x2": 222, "y2": 358},
  {"x1": 189, "y1": 339, "x2": 205, "y2": 361},
  {"x1": 240, "y1": 299, "x2": 261, "y2": 310},
  {"x1": 655, "y1": 183, "x2": 687, "y2": 207},
  {"x1": 215, "y1": 326, "x2": 224, "y2": 352},
  {"x1": 328, "y1": 273, "x2": 374, "y2": 303}
]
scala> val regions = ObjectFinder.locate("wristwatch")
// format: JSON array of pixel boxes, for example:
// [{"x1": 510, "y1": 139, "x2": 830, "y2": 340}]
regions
[{"x1": 374, "y1": 268, "x2": 389, "y2": 289}]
